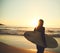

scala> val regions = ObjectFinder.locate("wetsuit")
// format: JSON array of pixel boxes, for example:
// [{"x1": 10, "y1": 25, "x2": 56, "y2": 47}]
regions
[{"x1": 34, "y1": 27, "x2": 46, "y2": 53}]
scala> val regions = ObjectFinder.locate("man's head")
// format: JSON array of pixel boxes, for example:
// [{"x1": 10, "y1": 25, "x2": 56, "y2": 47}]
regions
[{"x1": 38, "y1": 19, "x2": 44, "y2": 27}]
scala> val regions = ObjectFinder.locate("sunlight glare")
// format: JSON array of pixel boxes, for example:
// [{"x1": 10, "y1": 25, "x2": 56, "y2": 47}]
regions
[
  {"x1": 32, "y1": 20, "x2": 38, "y2": 27},
  {"x1": 32, "y1": 17, "x2": 40, "y2": 27}
]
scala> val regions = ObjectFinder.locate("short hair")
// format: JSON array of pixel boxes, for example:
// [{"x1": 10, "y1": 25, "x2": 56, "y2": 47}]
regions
[{"x1": 39, "y1": 19, "x2": 44, "y2": 23}]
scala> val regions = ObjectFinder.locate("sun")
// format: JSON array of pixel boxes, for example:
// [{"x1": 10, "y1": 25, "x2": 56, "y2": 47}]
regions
[{"x1": 32, "y1": 19, "x2": 38, "y2": 27}]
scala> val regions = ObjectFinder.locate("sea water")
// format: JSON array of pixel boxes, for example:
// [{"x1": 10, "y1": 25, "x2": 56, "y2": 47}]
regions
[{"x1": 0, "y1": 27, "x2": 60, "y2": 52}]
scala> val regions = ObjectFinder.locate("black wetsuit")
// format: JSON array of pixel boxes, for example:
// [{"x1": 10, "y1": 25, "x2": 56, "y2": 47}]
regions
[{"x1": 34, "y1": 27, "x2": 46, "y2": 53}]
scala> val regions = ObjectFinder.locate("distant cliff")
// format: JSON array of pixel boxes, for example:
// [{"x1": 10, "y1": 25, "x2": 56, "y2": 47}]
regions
[{"x1": 0, "y1": 23, "x2": 5, "y2": 26}]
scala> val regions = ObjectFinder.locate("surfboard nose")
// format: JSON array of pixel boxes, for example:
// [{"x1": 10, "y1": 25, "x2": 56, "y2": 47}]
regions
[{"x1": 24, "y1": 32, "x2": 30, "y2": 36}]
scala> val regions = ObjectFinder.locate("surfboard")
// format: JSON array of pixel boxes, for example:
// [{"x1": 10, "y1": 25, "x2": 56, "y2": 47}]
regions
[{"x1": 24, "y1": 31, "x2": 58, "y2": 48}]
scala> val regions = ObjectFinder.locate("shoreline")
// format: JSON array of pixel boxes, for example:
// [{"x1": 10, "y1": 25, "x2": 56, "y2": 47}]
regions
[{"x1": 0, "y1": 42, "x2": 58, "y2": 53}]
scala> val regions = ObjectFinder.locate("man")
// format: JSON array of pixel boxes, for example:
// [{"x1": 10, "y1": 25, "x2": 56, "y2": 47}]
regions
[{"x1": 34, "y1": 19, "x2": 47, "y2": 53}]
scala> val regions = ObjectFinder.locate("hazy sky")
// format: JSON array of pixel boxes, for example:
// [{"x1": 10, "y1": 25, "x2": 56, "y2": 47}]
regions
[{"x1": 0, "y1": 0, "x2": 60, "y2": 28}]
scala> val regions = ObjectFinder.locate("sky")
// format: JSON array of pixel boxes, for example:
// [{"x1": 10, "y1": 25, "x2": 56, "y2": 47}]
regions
[{"x1": 0, "y1": 0, "x2": 60, "y2": 28}]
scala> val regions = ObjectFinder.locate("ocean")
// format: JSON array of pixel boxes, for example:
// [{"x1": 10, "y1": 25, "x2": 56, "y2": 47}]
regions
[{"x1": 0, "y1": 27, "x2": 60, "y2": 53}]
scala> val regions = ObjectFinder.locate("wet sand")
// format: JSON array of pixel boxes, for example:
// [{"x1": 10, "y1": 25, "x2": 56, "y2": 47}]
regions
[{"x1": 0, "y1": 42, "x2": 57, "y2": 53}]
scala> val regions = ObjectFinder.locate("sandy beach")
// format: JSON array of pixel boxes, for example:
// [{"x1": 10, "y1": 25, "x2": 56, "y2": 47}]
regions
[{"x1": 0, "y1": 42, "x2": 58, "y2": 53}]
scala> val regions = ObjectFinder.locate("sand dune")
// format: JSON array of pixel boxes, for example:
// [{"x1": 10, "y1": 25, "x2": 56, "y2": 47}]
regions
[{"x1": 0, "y1": 42, "x2": 57, "y2": 53}]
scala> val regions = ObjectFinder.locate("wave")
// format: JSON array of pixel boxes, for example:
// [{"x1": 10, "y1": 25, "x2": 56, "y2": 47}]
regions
[{"x1": 0, "y1": 27, "x2": 60, "y2": 37}]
